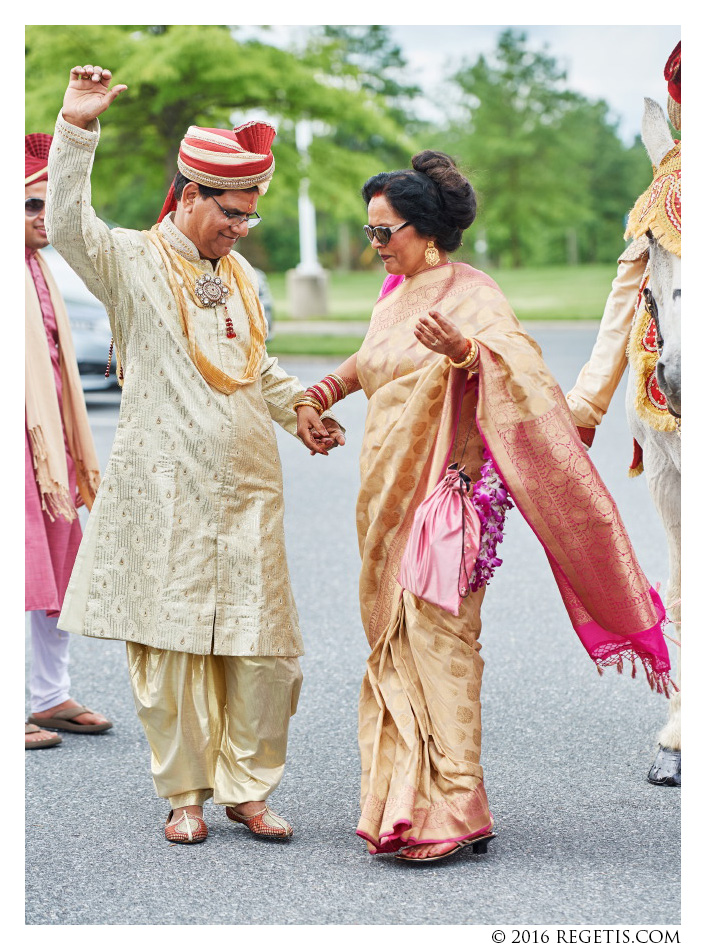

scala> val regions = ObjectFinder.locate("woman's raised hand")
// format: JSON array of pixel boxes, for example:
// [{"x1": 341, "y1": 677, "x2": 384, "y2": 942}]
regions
[
  {"x1": 414, "y1": 310, "x2": 469, "y2": 362},
  {"x1": 62, "y1": 66, "x2": 128, "y2": 129}
]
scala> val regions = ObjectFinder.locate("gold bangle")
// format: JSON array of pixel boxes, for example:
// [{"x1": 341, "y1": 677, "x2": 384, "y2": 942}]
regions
[
  {"x1": 293, "y1": 397, "x2": 324, "y2": 415},
  {"x1": 329, "y1": 373, "x2": 349, "y2": 400},
  {"x1": 449, "y1": 339, "x2": 478, "y2": 370}
]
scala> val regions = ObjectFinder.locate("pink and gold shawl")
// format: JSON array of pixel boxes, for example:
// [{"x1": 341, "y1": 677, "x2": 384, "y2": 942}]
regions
[
  {"x1": 26, "y1": 251, "x2": 100, "y2": 520},
  {"x1": 357, "y1": 262, "x2": 671, "y2": 692}
]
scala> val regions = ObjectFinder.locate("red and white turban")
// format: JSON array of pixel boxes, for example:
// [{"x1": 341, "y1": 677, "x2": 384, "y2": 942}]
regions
[
  {"x1": 158, "y1": 121, "x2": 276, "y2": 222},
  {"x1": 25, "y1": 133, "x2": 53, "y2": 186}
]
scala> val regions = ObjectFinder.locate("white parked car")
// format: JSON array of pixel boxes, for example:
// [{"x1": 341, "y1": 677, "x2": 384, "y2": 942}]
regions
[{"x1": 41, "y1": 246, "x2": 275, "y2": 392}]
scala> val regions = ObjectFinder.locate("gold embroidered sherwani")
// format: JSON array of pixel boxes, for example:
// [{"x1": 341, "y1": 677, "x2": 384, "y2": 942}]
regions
[
  {"x1": 46, "y1": 112, "x2": 322, "y2": 809},
  {"x1": 566, "y1": 237, "x2": 649, "y2": 431},
  {"x1": 48, "y1": 113, "x2": 306, "y2": 659}
]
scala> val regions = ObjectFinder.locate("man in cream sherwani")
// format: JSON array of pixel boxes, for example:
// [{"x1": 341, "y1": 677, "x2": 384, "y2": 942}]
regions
[
  {"x1": 566, "y1": 41, "x2": 680, "y2": 449},
  {"x1": 48, "y1": 63, "x2": 344, "y2": 845}
]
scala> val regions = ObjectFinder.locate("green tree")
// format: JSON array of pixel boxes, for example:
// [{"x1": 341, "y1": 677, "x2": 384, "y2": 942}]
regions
[
  {"x1": 298, "y1": 26, "x2": 423, "y2": 269},
  {"x1": 441, "y1": 29, "x2": 651, "y2": 268},
  {"x1": 25, "y1": 24, "x2": 415, "y2": 270},
  {"x1": 318, "y1": 26, "x2": 421, "y2": 125},
  {"x1": 557, "y1": 101, "x2": 654, "y2": 264}
]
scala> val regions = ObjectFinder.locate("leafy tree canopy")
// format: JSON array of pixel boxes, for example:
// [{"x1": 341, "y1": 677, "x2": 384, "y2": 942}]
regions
[
  {"x1": 25, "y1": 23, "x2": 417, "y2": 259},
  {"x1": 440, "y1": 29, "x2": 654, "y2": 267}
]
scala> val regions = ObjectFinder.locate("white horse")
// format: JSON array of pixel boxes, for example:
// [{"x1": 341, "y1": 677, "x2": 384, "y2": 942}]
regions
[{"x1": 626, "y1": 98, "x2": 681, "y2": 786}]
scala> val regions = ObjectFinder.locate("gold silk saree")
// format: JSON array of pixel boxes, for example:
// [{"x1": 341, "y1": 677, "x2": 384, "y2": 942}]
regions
[{"x1": 354, "y1": 263, "x2": 670, "y2": 854}]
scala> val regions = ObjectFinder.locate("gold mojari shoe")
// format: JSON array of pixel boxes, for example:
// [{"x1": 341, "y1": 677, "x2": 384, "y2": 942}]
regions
[
  {"x1": 225, "y1": 804, "x2": 293, "y2": 839},
  {"x1": 164, "y1": 809, "x2": 208, "y2": 844}
]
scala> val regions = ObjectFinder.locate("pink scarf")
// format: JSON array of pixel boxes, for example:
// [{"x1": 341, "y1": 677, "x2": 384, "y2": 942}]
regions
[
  {"x1": 472, "y1": 340, "x2": 671, "y2": 693},
  {"x1": 375, "y1": 264, "x2": 672, "y2": 692}
]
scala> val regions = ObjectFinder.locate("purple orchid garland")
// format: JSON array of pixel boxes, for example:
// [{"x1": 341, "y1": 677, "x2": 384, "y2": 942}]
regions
[{"x1": 468, "y1": 450, "x2": 514, "y2": 592}]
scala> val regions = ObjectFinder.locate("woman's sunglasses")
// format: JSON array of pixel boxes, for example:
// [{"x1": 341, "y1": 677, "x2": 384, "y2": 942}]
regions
[
  {"x1": 25, "y1": 197, "x2": 45, "y2": 217},
  {"x1": 363, "y1": 221, "x2": 410, "y2": 246}
]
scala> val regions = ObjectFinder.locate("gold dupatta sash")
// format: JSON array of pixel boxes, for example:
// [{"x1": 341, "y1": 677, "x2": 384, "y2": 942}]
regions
[
  {"x1": 147, "y1": 229, "x2": 267, "y2": 395},
  {"x1": 357, "y1": 263, "x2": 670, "y2": 689}
]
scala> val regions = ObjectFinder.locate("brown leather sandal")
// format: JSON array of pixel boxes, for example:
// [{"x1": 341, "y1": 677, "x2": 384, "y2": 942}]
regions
[
  {"x1": 27, "y1": 704, "x2": 113, "y2": 734},
  {"x1": 225, "y1": 804, "x2": 293, "y2": 839},
  {"x1": 25, "y1": 722, "x2": 62, "y2": 750},
  {"x1": 165, "y1": 810, "x2": 208, "y2": 844}
]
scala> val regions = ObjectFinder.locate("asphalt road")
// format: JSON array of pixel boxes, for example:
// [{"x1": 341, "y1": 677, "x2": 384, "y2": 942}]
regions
[{"x1": 25, "y1": 327, "x2": 680, "y2": 926}]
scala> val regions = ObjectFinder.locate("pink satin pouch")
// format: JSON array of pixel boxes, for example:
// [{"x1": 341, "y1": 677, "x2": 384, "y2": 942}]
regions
[{"x1": 398, "y1": 465, "x2": 481, "y2": 616}]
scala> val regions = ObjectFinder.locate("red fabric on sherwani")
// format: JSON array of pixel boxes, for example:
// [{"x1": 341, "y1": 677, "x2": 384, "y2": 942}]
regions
[{"x1": 25, "y1": 246, "x2": 82, "y2": 614}]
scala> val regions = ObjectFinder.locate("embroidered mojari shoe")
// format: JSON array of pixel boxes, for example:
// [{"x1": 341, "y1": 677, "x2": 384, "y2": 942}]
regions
[
  {"x1": 164, "y1": 809, "x2": 208, "y2": 844},
  {"x1": 225, "y1": 804, "x2": 293, "y2": 839}
]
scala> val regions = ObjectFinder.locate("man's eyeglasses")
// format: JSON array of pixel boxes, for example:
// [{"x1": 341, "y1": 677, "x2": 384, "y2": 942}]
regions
[
  {"x1": 210, "y1": 196, "x2": 261, "y2": 228},
  {"x1": 25, "y1": 197, "x2": 45, "y2": 217},
  {"x1": 363, "y1": 221, "x2": 410, "y2": 246}
]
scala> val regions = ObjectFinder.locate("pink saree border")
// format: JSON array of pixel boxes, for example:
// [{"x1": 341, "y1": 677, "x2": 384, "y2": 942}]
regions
[
  {"x1": 474, "y1": 401, "x2": 673, "y2": 694},
  {"x1": 357, "y1": 817, "x2": 496, "y2": 855}
]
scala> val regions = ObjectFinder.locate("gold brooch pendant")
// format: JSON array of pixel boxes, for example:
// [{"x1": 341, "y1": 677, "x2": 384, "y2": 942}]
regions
[{"x1": 194, "y1": 274, "x2": 230, "y2": 307}]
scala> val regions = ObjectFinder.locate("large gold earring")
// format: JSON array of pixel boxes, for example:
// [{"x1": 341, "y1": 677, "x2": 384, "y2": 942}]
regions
[{"x1": 425, "y1": 241, "x2": 441, "y2": 267}]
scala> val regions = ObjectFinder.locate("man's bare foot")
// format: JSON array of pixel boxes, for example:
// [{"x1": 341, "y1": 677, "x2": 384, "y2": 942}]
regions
[{"x1": 31, "y1": 697, "x2": 109, "y2": 727}]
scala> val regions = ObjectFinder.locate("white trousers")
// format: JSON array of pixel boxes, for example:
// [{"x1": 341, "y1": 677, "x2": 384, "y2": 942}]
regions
[{"x1": 29, "y1": 611, "x2": 71, "y2": 713}]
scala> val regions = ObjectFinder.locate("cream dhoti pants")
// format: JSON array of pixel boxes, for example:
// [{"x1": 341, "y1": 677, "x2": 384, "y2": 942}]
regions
[{"x1": 127, "y1": 643, "x2": 302, "y2": 810}]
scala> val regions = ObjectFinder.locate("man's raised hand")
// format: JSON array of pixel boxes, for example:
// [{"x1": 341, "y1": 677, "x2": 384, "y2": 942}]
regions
[{"x1": 62, "y1": 66, "x2": 127, "y2": 129}]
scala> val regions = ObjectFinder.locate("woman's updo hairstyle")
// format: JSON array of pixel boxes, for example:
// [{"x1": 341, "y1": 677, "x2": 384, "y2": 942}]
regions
[{"x1": 361, "y1": 150, "x2": 476, "y2": 253}]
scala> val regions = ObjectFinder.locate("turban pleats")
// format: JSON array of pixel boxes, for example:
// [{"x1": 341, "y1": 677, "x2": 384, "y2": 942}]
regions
[
  {"x1": 158, "y1": 121, "x2": 276, "y2": 223},
  {"x1": 25, "y1": 132, "x2": 53, "y2": 185}
]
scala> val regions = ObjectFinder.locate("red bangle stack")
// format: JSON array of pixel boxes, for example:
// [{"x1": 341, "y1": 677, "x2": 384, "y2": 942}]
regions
[{"x1": 308, "y1": 375, "x2": 347, "y2": 411}]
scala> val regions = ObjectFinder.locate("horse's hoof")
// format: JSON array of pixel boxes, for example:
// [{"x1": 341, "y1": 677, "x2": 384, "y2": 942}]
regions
[{"x1": 647, "y1": 745, "x2": 681, "y2": 786}]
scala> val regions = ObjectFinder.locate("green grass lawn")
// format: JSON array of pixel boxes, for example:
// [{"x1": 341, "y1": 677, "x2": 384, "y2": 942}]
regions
[
  {"x1": 267, "y1": 334, "x2": 366, "y2": 357},
  {"x1": 267, "y1": 263, "x2": 616, "y2": 323}
]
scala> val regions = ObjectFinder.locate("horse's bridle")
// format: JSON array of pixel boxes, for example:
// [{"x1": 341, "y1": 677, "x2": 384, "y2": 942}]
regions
[
  {"x1": 643, "y1": 286, "x2": 664, "y2": 352},
  {"x1": 643, "y1": 285, "x2": 680, "y2": 421}
]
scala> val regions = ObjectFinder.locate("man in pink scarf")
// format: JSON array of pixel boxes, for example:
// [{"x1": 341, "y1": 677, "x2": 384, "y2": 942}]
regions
[{"x1": 25, "y1": 132, "x2": 112, "y2": 749}]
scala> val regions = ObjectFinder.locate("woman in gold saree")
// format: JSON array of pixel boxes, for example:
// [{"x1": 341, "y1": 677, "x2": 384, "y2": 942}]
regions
[{"x1": 297, "y1": 151, "x2": 672, "y2": 863}]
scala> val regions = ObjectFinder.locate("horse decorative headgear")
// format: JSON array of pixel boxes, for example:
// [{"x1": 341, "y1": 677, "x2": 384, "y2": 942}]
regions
[
  {"x1": 624, "y1": 141, "x2": 681, "y2": 258},
  {"x1": 664, "y1": 41, "x2": 681, "y2": 130},
  {"x1": 158, "y1": 121, "x2": 276, "y2": 223}
]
